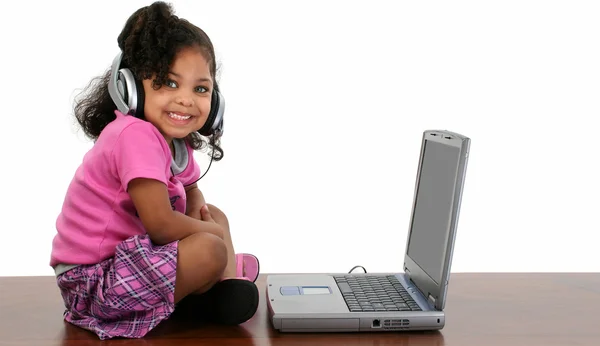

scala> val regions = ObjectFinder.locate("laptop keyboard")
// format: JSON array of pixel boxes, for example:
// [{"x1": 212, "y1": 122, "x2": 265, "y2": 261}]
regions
[{"x1": 333, "y1": 275, "x2": 422, "y2": 312}]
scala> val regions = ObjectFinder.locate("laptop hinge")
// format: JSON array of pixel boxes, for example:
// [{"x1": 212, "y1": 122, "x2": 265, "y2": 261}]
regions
[{"x1": 428, "y1": 294, "x2": 436, "y2": 306}]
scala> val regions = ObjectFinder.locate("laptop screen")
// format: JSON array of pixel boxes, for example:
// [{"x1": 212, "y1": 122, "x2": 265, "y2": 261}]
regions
[{"x1": 406, "y1": 139, "x2": 461, "y2": 285}]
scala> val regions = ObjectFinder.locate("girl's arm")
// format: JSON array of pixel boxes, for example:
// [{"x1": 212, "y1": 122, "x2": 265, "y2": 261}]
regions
[
  {"x1": 128, "y1": 178, "x2": 223, "y2": 245},
  {"x1": 184, "y1": 182, "x2": 206, "y2": 219}
]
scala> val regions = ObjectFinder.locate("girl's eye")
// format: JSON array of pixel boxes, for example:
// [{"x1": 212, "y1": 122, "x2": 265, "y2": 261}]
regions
[
  {"x1": 195, "y1": 86, "x2": 208, "y2": 93},
  {"x1": 166, "y1": 79, "x2": 177, "y2": 88}
]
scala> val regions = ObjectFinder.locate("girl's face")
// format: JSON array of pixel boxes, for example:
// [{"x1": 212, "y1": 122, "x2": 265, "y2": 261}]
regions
[{"x1": 142, "y1": 46, "x2": 213, "y2": 146}]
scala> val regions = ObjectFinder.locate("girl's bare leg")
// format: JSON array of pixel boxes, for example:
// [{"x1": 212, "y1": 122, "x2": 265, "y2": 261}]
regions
[
  {"x1": 176, "y1": 203, "x2": 243, "y2": 301},
  {"x1": 175, "y1": 204, "x2": 259, "y2": 325},
  {"x1": 204, "y1": 204, "x2": 238, "y2": 279},
  {"x1": 173, "y1": 232, "x2": 228, "y2": 303}
]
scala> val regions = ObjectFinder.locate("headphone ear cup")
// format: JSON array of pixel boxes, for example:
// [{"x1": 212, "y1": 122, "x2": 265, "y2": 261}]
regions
[
  {"x1": 115, "y1": 68, "x2": 143, "y2": 117},
  {"x1": 133, "y1": 77, "x2": 145, "y2": 118},
  {"x1": 199, "y1": 89, "x2": 224, "y2": 137}
]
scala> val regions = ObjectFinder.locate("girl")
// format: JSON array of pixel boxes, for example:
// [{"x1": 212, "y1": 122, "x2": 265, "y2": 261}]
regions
[{"x1": 49, "y1": 1, "x2": 260, "y2": 340}]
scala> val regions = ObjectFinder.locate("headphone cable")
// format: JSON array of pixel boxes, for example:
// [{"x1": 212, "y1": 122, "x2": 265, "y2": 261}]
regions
[
  {"x1": 197, "y1": 134, "x2": 219, "y2": 181},
  {"x1": 198, "y1": 151, "x2": 214, "y2": 180}
]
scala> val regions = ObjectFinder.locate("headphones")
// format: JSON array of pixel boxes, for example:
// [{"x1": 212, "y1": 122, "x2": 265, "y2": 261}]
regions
[{"x1": 107, "y1": 51, "x2": 224, "y2": 137}]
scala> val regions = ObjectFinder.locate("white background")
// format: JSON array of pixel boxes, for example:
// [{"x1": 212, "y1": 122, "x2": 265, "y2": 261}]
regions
[{"x1": 1, "y1": 0, "x2": 598, "y2": 277}]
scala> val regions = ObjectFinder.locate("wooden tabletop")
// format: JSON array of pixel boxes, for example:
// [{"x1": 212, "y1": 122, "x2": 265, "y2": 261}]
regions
[{"x1": 1, "y1": 273, "x2": 599, "y2": 345}]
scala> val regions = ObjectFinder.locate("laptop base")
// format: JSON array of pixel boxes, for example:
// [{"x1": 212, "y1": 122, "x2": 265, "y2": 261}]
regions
[{"x1": 266, "y1": 274, "x2": 445, "y2": 333}]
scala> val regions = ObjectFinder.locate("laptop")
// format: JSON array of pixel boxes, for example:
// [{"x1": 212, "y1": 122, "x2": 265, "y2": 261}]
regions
[{"x1": 266, "y1": 129, "x2": 470, "y2": 332}]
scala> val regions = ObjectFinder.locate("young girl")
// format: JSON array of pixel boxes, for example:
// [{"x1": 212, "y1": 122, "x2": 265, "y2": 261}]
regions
[{"x1": 49, "y1": 1, "x2": 260, "y2": 340}]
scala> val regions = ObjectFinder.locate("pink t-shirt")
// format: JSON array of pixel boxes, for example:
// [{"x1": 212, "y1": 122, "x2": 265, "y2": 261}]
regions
[{"x1": 50, "y1": 111, "x2": 201, "y2": 267}]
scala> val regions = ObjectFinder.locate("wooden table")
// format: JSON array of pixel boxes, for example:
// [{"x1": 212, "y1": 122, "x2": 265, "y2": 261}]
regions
[{"x1": 1, "y1": 273, "x2": 599, "y2": 345}]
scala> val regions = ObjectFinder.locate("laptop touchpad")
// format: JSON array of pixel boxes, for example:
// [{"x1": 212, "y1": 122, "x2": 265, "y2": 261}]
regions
[{"x1": 280, "y1": 286, "x2": 332, "y2": 295}]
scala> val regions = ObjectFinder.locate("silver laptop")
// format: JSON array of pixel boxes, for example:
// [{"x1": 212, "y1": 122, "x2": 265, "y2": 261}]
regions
[{"x1": 266, "y1": 129, "x2": 470, "y2": 332}]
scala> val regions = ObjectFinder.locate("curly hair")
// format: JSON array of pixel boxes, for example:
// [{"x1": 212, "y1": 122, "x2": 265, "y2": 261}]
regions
[{"x1": 74, "y1": 1, "x2": 223, "y2": 160}]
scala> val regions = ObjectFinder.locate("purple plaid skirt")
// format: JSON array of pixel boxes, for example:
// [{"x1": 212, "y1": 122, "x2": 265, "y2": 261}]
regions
[{"x1": 56, "y1": 234, "x2": 178, "y2": 340}]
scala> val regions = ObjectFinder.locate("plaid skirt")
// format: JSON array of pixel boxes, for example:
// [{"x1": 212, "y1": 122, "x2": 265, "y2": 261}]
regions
[{"x1": 56, "y1": 234, "x2": 178, "y2": 340}]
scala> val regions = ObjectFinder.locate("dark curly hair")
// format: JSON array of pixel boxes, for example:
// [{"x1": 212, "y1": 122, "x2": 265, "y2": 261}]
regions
[{"x1": 73, "y1": 1, "x2": 223, "y2": 160}]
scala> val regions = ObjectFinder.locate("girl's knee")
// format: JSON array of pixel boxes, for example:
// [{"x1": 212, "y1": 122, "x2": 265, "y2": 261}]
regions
[{"x1": 187, "y1": 232, "x2": 228, "y2": 273}]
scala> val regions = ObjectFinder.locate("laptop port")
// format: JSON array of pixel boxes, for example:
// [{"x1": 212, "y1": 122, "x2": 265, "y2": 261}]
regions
[{"x1": 372, "y1": 319, "x2": 381, "y2": 328}]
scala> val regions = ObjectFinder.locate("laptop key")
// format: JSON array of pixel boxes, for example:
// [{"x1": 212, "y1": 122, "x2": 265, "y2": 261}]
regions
[{"x1": 338, "y1": 282, "x2": 353, "y2": 294}]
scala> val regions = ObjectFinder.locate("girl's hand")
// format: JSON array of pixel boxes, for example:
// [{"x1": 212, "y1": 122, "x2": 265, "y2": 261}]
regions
[
  {"x1": 200, "y1": 204, "x2": 217, "y2": 223},
  {"x1": 186, "y1": 207, "x2": 202, "y2": 220}
]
